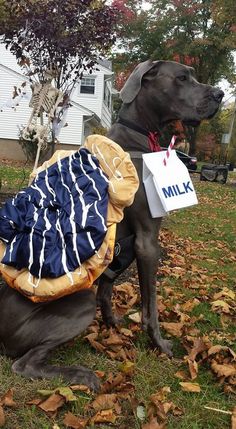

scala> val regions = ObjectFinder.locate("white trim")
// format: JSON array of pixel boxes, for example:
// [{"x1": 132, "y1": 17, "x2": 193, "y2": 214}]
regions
[{"x1": 0, "y1": 63, "x2": 29, "y2": 82}]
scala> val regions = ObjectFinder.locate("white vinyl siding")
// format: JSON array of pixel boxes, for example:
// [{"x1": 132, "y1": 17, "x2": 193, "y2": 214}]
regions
[{"x1": 0, "y1": 45, "x2": 114, "y2": 150}]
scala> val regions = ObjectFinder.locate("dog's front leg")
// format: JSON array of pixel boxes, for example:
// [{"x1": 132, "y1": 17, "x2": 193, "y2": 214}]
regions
[{"x1": 135, "y1": 233, "x2": 173, "y2": 357}]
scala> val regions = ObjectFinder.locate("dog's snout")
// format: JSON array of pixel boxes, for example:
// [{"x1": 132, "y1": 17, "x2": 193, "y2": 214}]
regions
[{"x1": 213, "y1": 89, "x2": 224, "y2": 103}]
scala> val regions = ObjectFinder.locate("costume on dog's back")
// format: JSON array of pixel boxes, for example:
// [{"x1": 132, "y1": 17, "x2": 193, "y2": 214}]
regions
[
  {"x1": 0, "y1": 148, "x2": 108, "y2": 278},
  {"x1": 0, "y1": 135, "x2": 139, "y2": 302}
]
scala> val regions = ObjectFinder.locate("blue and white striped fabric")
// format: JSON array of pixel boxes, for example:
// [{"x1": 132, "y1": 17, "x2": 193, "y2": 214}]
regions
[{"x1": 0, "y1": 149, "x2": 109, "y2": 279}]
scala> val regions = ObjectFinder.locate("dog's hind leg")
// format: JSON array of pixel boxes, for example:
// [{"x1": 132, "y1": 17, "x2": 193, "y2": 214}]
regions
[
  {"x1": 11, "y1": 289, "x2": 99, "y2": 390},
  {"x1": 96, "y1": 275, "x2": 119, "y2": 327}
]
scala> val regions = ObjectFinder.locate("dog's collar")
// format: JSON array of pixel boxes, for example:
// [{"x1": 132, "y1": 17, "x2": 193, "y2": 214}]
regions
[{"x1": 117, "y1": 117, "x2": 161, "y2": 153}]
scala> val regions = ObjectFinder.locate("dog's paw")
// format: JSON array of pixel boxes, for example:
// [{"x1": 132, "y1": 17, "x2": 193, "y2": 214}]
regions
[
  {"x1": 63, "y1": 367, "x2": 100, "y2": 392},
  {"x1": 158, "y1": 339, "x2": 173, "y2": 358},
  {"x1": 103, "y1": 314, "x2": 123, "y2": 328}
]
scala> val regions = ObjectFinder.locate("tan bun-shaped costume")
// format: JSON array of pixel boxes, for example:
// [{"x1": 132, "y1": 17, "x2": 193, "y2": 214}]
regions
[{"x1": 0, "y1": 135, "x2": 139, "y2": 302}]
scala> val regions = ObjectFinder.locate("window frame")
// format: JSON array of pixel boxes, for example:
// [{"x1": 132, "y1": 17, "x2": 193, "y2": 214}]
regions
[{"x1": 79, "y1": 76, "x2": 96, "y2": 95}]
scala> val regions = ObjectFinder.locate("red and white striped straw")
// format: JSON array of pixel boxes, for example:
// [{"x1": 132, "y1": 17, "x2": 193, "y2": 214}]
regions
[{"x1": 163, "y1": 135, "x2": 177, "y2": 166}]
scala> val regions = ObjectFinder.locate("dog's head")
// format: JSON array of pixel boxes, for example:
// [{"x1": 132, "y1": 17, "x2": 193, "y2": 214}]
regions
[{"x1": 120, "y1": 60, "x2": 224, "y2": 127}]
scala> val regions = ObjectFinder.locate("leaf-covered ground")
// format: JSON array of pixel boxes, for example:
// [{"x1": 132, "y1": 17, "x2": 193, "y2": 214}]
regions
[{"x1": 0, "y1": 171, "x2": 235, "y2": 429}]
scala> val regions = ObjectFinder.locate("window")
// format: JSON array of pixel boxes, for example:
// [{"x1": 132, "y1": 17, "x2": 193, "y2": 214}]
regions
[
  {"x1": 104, "y1": 81, "x2": 111, "y2": 110},
  {"x1": 80, "y1": 77, "x2": 95, "y2": 94}
]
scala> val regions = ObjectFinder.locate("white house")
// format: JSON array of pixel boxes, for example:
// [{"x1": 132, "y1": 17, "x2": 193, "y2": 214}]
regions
[{"x1": 0, "y1": 45, "x2": 115, "y2": 161}]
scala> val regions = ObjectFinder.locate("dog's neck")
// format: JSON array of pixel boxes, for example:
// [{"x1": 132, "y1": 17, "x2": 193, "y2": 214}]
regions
[
  {"x1": 119, "y1": 101, "x2": 162, "y2": 133},
  {"x1": 108, "y1": 102, "x2": 162, "y2": 155}
]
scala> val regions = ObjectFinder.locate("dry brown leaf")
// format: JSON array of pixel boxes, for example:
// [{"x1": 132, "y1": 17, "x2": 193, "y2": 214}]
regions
[
  {"x1": 120, "y1": 328, "x2": 134, "y2": 337},
  {"x1": 101, "y1": 373, "x2": 125, "y2": 393},
  {"x1": 213, "y1": 288, "x2": 235, "y2": 301},
  {"x1": 211, "y1": 300, "x2": 231, "y2": 314},
  {"x1": 26, "y1": 398, "x2": 42, "y2": 406},
  {"x1": 232, "y1": 407, "x2": 236, "y2": 429},
  {"x1": 181, "y1": 299, "x2": 200, "y2": 312},
  {"x1": 161, "y1": 322, "x2": 184, "y2": 337},
  {"x1": 179, "y1": 382, "x2": 201, "y2": 393},
  {"x1": 150, "y1": 387, "x2": 171, "y2": 403},
  {"x1": 95, "y1": 370, "x2": 105, "y2": 379},
  {"x1": 174, "y1": 370, "x2": 188, "y2": 380},
  {"x1": 0, "y1": 388, "x2": 16, "y2": 407},
  {"x1": 142, "y1": 416, "x2": 166, "y2": 429},
  {"x1": 91, "y1": 409, "x2": 117, "y2": 424},
  {"x1": 102, "y1": 332, "x2": 124, "y2": 347},
  {"x1": 63, "y1": 411, "x2": 88, "y2": 428},
  {"x1": 38, "y1": 393, "x2": 65, "y2": 413},
  {"x1": 90, "y1": 339, "x2": 106, "y2": 353},
  {"x1": 0, "y1": 405, "x2": 5, "y2": 428},
  {"x1": 211, "y1": 361, "x2": 236, "y2": 378},
  {"x1": 91, "y1": 394, "x2": 118, "y2": 411},
  {"x1": 186, "y1": 359, "x2": 198, "y2": 380},
  {"x1": 70, "y1": 385, "x2": 90, "y2": 393},
  {"x1": 183, "y1": 336, "x2": 211, "y2": 360},
  {"x1": 208, "y1": 345, "x2": 236, "y2": 359}
]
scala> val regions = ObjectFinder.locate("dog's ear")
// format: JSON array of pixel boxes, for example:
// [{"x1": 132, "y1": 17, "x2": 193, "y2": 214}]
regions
[{"x1": 120, "y1": 60, "x2": 163, "y2": 104}]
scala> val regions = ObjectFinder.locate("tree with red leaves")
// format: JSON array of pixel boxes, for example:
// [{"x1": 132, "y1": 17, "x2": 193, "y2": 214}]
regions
[
  {"x1": 113, "y1": 0, "x2": 235, "y2": 150},
  {"x1": 0, "y1": 0, "x2": 118, "y2": 157},
  {"x1": 113, "y1": 0, "x2": 235, "y2": 85}
]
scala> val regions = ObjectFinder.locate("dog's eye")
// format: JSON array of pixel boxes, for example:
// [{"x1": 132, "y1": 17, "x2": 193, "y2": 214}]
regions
[{"x1": 177, "y1": 75, "x2": 187, "y2": 82}]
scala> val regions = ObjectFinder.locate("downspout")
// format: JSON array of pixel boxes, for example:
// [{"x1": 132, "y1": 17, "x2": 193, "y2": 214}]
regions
[{"x1": 82, "y1": 114, "x2": 96, "y2": 145}]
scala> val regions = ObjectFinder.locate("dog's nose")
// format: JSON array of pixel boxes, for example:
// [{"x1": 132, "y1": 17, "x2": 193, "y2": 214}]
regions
[{"x1": 213, "y1": 89, "x2": 224, "y2": 103}]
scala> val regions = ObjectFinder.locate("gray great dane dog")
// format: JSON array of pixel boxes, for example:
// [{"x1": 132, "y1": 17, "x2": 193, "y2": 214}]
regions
[{"x1": 0, "y1": 60, "x2": 224, "y2": 390}]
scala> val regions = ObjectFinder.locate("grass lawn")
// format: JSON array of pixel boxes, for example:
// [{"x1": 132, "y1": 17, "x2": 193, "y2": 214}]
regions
[
  {"x1": 0, "y1": 165, "x2": 235, "y2": 429},
  {"x1": 0, "y1": 162, "x2": 32, "y2": 192}
]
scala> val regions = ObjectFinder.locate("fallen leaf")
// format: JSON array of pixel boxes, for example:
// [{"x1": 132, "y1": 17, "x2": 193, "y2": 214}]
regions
[
  {"x1": 186, "y1": 359, "x2": 198, "y2": 380},
  {"x1": 102, "y1": 332, "x2": 124, "y2": 347},
  {"x1": 181, "y1": 299, "x2": 200, "y2": 312},
  {"x1": 91, "y1": 394, "x2": 118, "y2": 411},
  {"x1": 161, "y1": 322, "x2": 184, "y2": 337},
  {"x1": 38, "y1": 393, "x2": 65, "y2": 413},
  {"x1": 63, "y1": 411, "x2": 88, "y2": 428},
  {"x1": 0, "y1": 388, "x2": 16, "y2": 407},
  {"x1": 186, "y1": 337, "x2": 211, "y2": 361},
  {"x1": 91, "y1": 409, "x2": 117, "y2": 424},
  {"x1": 136, "y1": 405, "x2": 146, "y2": 422},
  {"x1": 70, "y1": 385, "x2": 91, "y2": 393},
  {"x1": 120, "y1": 328, "x2": 134, "y2": 337},
  {"x1": 101, "y1": 373, "x2": 126, "y2": 393},
  {"x1": 213, "y1": 288, "x2": 235, "y2": 301},
  {"x1": 119, "y1": 360, "x2": 135, "y2": 376},
  {"x1": 0, "y1": 405, "x2": 5, "y2": 428},
  {"x1": 128, "y1": 312, "x2": 141, "y2": 323},
  {"x1": 208, "y1": 345, "x2": 236, "y2": 359},
  {"x1": 85, "y1": 333, "x2": 106, "y2": 353},
  {"x1": 179, "y1": 382, "x2": 201, "y2": 393},
  {"x1": 150, "y1": 387, "x2": 171, "y2": 403},
  {"x1": 142, "y1": 416, "x2": 166, "y2": 428},
  {"x1": 174, "y1": 370, "x2": 188, "y2": 380},
  {"x1": 38, "y1": 387, "x2": 77, "y2": 402},
  {"x1": 211, "y1": 361, "x2": 236, "y2": 378},
  {"x1": 211, "y1": 300, "x2": 231, "y2": 314},
  {"x1": 26, "y1": 398, "x2": 42, "y2": 406}
]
